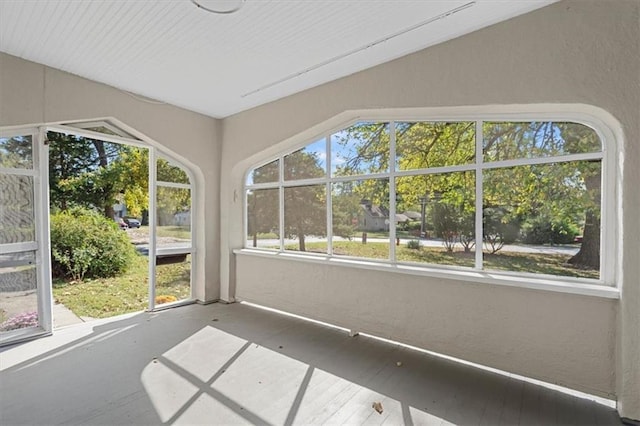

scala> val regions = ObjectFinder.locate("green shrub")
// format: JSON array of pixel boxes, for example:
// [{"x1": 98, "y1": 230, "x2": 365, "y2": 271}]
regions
[
  {"x1": 406, "y1": 239, "x2": 421, "y2": 250},
  {"x1": 51, "y1": 208, "x2": 136, "y2": 280},
  {"x1": 522, "y1": 216, "x2": 579, "y2": 245},
  {"x1": 405, "y1": 221, "x2": 422, "y2": 231}
]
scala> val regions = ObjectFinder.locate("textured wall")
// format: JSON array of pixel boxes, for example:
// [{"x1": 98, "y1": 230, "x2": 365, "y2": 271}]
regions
[
  {"x1": 0, "y1": 52, "x2": 222, "y2": 302},
  {"x1": 222, "y1": 0, "x2": 639, "y2": 417},
  {"x1": 236, "y1": 253, "x2": 617, "y2": 397}
]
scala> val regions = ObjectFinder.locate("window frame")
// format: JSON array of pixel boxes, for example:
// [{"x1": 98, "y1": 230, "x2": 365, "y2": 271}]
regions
[
  {"x1": 243, "y1": 108, "x2": 618, "y2": 293},
  {"x1": 46, "y1": 122, "x2": 197, "y2": 311}
]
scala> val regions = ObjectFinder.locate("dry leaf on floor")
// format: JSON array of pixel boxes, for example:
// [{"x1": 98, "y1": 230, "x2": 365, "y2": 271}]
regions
[{"x1": 372, "y1": 401, "x2": 383, "y2": 414}]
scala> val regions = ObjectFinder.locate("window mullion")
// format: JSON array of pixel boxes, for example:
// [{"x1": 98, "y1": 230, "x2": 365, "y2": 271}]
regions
[
  {"x1": 148, "y1": 147, "x2": 157, "y2": 311},
  {"x1": 389, "y1": 122, "x2": 397, "y2": 262},
  {"x1": 326, "y1": 135, "x2": 333, "y2": 256},
  {"x1": 483, "y1": 151, "x2": 602, "y2": 169},
  {"x1": 279, "y1": 157, "x2": 285, "y2": 252},
  {"x1": 475, "y1": 120, "x2": 484, "y2": 270}
]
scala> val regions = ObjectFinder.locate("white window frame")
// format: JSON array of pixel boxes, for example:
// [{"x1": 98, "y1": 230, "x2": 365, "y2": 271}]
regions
[
  {"x1": 242, "y1": 107, "x2": 619, "y2": 298},
  {"x1": 151, "y1": 153, "x2": 196, "y2": 310},
  {"x1": 0, "y1": 127, "x2": 53, "y2": 344}
]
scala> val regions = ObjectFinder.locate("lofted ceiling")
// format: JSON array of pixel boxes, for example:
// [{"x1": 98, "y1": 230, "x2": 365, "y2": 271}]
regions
[{"x1": 0, "y1": 0, "x2": 555, "y2": 118}]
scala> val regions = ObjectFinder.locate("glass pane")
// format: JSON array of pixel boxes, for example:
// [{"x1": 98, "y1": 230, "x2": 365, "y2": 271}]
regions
[
  {"x1": 396, "y1": 121, "x2": 475, "y2": 171},
  {"x1": 483, "y1": 160, "x2": 601, "y2": 279},
  {"x1": 0, "y1": 251, "x2": 38, "y2": 333},
  {"x1": 85, "y1": 126, "x2": 122, "y2": 137},
  {"x1": 0, "y1": 135, "x2": 33, "y2": 169},
  {"x1": 156, "y1": 186, "x2": 191, "y2": 251},
  {"x1": 483, "y1": 122, "x2": 601, "y2": 162},
  {"x1": 155, "y1": 254, "x2": 191, "y2": 306},
  {"x1": 332, "y1": 179, "x2": 390, "y2": 260},
  {"x1": 0, "y1": 175, "x2": 35, "y2": 244},
  {"x1": 396, "y1": 172, "x2": 475, "y2": 268},
  {"x1": 284, "y1": 139, "x2": 326, "y2": 181},
  {"x1": 66, "y1": 121, "x2": 139, "y2": 140},
  {"x1": 284, "y1": 185, "x2": 326, "y2": 253},
  {"x1": 157, "y1": 159, "x2": 190, "y2": 184},
  {"x1": 246, "y1": 188, "x2": 280, "y2": 249},
  {"x1": 247, "y1": 159, "x2": 279, "y2": 185},
  {"x1": 331, "y1": 122, "x2": 390, "y2": 177}
]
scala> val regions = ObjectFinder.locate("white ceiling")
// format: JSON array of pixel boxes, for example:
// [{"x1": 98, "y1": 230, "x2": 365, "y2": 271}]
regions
[{"x1": 0, "y1": 0, "x2": 555, "y2": 118}]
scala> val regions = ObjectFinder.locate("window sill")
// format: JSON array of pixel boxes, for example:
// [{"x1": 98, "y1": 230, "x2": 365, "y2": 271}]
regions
[{"x1": 234, "y1": 248, "x2": 619, "y2": 300}]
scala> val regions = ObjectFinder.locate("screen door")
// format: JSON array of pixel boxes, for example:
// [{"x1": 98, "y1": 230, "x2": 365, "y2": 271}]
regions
[{"x1": 0, "y1": 128, "x2": 51, "y2": 345}]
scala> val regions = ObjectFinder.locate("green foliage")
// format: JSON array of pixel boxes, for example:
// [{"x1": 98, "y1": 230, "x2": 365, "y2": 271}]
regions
[
  {"x1": 432, "y1": 203, "x2": 461, "y2": 252},
  {"x1": 406, "y1": 239, "x2": 421, "y2": 250},
  {"x1": 483, "y1": 207, "x2": 521, "y2": 254},
  {"x1": 47, "y1": 132, "x2": 149, "y2": 218},
  {"x1": 332, "y1": 182, "x2": 363, "y2": 240},
  {"x1": 0, "y1": 135, "x2": 33, "y2": 168},
  {"x1": 404, "y1": 221, "x2": 422, "y2": 232},
  {"x1": 334, "y1": 122, "x2": 390, "y2": 176},
  {"x1": 50, "y1": 208, "x2": 135, "y2": 280},
  {"x1": 522, "y1": 216, "x2": 580, "y2": 245},
  {"x1": 248, "y1": 150, "x2": 327, "y2": 251}
]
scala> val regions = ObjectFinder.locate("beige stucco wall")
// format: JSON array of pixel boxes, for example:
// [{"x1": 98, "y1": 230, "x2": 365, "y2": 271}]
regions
[
  {"x1": 0, "y1": 52, "x2": 222, "y2": 302},
  {"x1": 236, "y1": 253, "x2": 617, "y2": 397},
  {"x1": 222, "y1": 0, "x2": 639, "y2": 418}
]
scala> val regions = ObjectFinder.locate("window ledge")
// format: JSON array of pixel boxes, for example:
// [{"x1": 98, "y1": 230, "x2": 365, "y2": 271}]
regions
[{"x1": 234, "y1": 249, "x2": 619, "y2": 300}]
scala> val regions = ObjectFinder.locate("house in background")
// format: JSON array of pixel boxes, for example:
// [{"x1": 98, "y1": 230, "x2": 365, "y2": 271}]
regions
[
  {"x1": 0, "y1": 0, "x2": 638, "y2": 423},
  {"x1": 360, "y1": 202, "x2": 389, "y2": 232},
  {"x1": 359, "y1": 201, "x2": 411, "y2": 232}
]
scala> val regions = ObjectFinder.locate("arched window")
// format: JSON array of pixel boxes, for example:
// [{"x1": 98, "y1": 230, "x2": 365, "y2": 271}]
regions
[{"x1": 245, "y1": 116, "x2": 614, "y2": 286}]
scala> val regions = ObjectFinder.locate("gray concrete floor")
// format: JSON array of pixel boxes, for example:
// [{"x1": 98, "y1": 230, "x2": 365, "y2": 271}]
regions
[
  {"x1": 52, "y1": 301, "x2": 90, "y2": 328},
  {"x1": 0, "y1": 302, "x2": 621, "y2": 425}
]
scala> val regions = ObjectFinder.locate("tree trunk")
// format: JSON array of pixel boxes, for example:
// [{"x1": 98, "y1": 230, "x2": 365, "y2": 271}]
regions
[
  {"x1": 93, "y1": 140, "x2": 108, "y2": 168},
  {"x1": 92, "y1": 140, "x2": 114, "y2": 219},
  {"x1": 299, "y1": 232, "x2": 306, "y2": 251},
  {"x1": 568, "y1": 170, "x2": 601, "y2": 270},
  {"x1": 568, "y1": 209, "x2": 600, "y2": 270}
]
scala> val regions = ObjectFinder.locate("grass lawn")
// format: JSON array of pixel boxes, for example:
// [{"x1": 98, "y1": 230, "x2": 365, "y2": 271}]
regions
[
  {"x1": 52, "y1": 254, "x2": 191, "y2": 319},
  {"x1": 287, "y1": 241, "x2": 598, "y2": 279},
  {"x1": 157, "y1": 226, "x2": 191, "y2": 240},
  {"x1": 132, "y1": 225, "x2": 191, "y2": 240}
]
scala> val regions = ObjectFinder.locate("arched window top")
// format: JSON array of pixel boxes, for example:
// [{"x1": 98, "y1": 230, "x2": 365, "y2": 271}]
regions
[{"x1": 157, "y1": 158, "x2": 191, "y2": 185}]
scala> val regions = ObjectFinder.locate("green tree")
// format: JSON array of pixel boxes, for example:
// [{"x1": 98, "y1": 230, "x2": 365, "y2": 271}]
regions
[
  {"x1": 332, "y1": 181, "x2": 366, "y2": 240},
  {"x1": 0, "y1": 135, "x2": 33, "y2": 168},
  {"x1": 156, "y1": 159, "x2": 191, "y2": 226},
  {"x1": 247, "y1": 160, "x2": 279, "y2": 247},
  {"x1": 558, "y1": 124, "x2": 601, "y2": 269},
  {"x1": 247, "y1": 152, "x2": 327, "y2": 252},
  {"x1": 47, "y1": 132, "x2": 149, "y2": 219},
  {"x1": 337, "y1": 121, "x2": 601, "y2": 270},
  {"x1": 283, "y1": 150, "x2": 326, "y2": 251}
]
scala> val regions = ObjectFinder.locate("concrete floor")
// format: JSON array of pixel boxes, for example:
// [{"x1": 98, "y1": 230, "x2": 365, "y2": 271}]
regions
[{"x1": 0, "y1": 302, "x2": 621, "y2": 425}]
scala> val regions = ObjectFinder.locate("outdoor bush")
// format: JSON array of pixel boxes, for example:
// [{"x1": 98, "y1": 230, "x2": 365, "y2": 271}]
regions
[
  {"x1": 51, "y1": 207, "x2": 136, "y2": 280},
  {"x1": 406, "y1": 239, "x2": 421, "y2": 250},
  {"x1": 522, "y1": 216, "x2": 580, "y2": 245},
  {"x1": 483, "y1": 207, "x2": 521, "y2": 254},
  {"x1": 405, "y1": 221, "x2": 422, "y2": 231}
]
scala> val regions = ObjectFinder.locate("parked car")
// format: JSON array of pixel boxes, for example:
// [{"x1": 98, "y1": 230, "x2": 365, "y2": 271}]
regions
[
  {"x1": 123, "y1": 217, "x2": 141, "y2": 228},
  {"x1": 116, "y1": 217, "x2": 128, "y2": 230}
]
